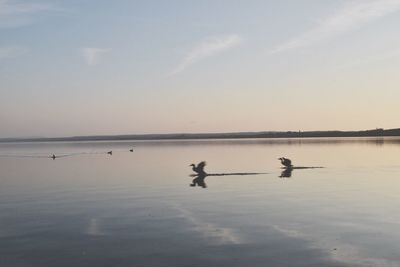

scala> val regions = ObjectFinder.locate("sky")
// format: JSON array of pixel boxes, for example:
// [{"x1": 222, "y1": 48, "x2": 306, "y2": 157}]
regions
[{"x1": 1, "y1": 0, "x2": 400, "y2": 138}]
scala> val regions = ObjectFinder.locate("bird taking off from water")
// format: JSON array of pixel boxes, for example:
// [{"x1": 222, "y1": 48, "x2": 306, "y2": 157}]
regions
[
  {"x1": 189, "y1": 161, "x2": 207, "y2": 175},
  {"x1": 278, "y1": 157, "x2": 292, "y2": 168}
]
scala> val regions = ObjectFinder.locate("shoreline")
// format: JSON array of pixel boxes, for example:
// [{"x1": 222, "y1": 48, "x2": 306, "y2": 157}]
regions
[{"x1": 1, "y1": 128, "x2": 399, "y2": 143}]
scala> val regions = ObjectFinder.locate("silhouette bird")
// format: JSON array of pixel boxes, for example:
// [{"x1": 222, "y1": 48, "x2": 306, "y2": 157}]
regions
[
  {"x1": 107, "y1": 151, "x2": 112, "y2": 155},
  {"x1": 278, "y1": 157, "x2": 292, "y2": 168},
  {"x1": 189, "y1": 161, "x2": 207, "y2": 175},
  {"x1": 51, "y1": 154, "x2": 56, "y2": 160},
  {"x1": 129, "y1": 149, "x2": 134, "y2": 152}
]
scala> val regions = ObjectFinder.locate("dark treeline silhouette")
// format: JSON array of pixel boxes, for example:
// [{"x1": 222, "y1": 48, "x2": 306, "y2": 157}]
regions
[{"x1": 1, "y1": 128, "x2": 400, "y2": 143}]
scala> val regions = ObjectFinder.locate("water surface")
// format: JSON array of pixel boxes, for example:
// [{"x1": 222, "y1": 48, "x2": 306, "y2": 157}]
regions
[{"x1": 1, "y1": 138, "x2": 400, "y2": 267}]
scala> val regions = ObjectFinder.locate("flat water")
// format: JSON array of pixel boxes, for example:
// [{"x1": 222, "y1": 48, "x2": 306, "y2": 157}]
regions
[{"x1": 1, "y1": 138, "x2": 400, "y2": 266}]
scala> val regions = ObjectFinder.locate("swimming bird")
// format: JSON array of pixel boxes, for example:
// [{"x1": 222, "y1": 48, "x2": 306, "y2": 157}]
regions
[
  {"x1": 278, "y1": 157, "x2": 292, "y2": 168},
  {"x1": 107, "y1": 151, "x2": 112, "y2": 155},
  {"x1": 189, "y1": 161, "x2": 207, "y2": 175},
  {"x1": 51, "y1": 154, "x2": 56, "y2": 160},
  {"x1": 129, "y1": 149, "x2": 133, "y2": 152}
]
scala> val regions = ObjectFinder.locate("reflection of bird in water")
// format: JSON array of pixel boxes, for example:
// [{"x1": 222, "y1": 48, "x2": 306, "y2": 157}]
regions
[
  {"x1": 190, "y1": 173, "x2": 207, "y2": 188},
  {"x1": 189, "y1": 162, "x2": 268, "y2": 188},
  {"x1": 279, "y1": 168, "x2": 292, "y2": 178},
  {"x1": 278, "y1": 157, "x2": 292, "y2": 168},
  {"x1": 278, "y1": 157, "x2": 293, "y2": 178},
  {"x1": 107, "y1": 151, "x2": 112, "y2": 155},
  {"x1": 277, "y1": 158, "x2": 324, "y2": 178},
  {"x1": 189, "y1": 161, "x2": 207, "y2": 175}
]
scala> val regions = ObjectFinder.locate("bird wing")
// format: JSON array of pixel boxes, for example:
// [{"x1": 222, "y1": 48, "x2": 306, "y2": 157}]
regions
[{"x1": 197, "y1": 161, "x2": 206, "y2": 169}]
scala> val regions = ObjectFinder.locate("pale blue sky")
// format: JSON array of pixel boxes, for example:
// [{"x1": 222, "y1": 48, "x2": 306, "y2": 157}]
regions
[{"x1": 1, "y1": 0, "x2": 400, "y2": 137}]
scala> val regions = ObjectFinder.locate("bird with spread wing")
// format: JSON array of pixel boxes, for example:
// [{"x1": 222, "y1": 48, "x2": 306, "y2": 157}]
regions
[
  {"x1": 189, "y1": 161, "x2": 207, "y2": 176},
  {"x1": 278, "y1": 157, "x2": 293, "y2": 168}
]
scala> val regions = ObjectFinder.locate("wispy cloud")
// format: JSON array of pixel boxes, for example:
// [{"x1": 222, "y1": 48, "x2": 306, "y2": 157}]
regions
[
  {"x1": 80, "y1": 47, "x2": 110, "y2": 66},
  {"x1": 0, "y1": 0, "x2": 55, "y2": 28},
  {"x1": 170, "y1": 34, "x2": 242, "y2": 75},
  {"x1": 271, "y1": 0, "x2": 400, "y2": 54},
  {"x1": 0, "y1": 46, "x2": 28, "y2": 60}
]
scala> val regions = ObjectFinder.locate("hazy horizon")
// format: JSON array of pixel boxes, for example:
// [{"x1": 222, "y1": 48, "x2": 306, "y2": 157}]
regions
[
  {"x1": 2, "y1": 0, "x2": 400, "y2": 138},
  {"x1": 1, "y1": 127, "x2": 398, "y2": 140}
]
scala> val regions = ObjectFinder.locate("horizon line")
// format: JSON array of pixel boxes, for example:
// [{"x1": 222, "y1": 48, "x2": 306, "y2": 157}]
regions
[{"x1": 0, "y1": 127, "x2": 397, "y2": 142}]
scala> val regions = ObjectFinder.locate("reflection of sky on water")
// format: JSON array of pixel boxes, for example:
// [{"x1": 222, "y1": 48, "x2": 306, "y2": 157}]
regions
[
  {"x1": 1, "y1": 138, "x2": 400, "y2": 266},
  {"x1": 172, "y1": 203, "x2": 242, "y2": 245},
  {"x1": 86, "y1": 218, "x2": 105, "y2": 236}
]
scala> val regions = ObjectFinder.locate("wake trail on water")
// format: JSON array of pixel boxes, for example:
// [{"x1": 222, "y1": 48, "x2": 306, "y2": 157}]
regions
[
  {"x1": 282, "y1": 166, "x2": 324, "y2": 169},
  {"x1": 190, "y1": 172, "x2": 268, "y2": 177},
  {"x1": 0, "y1": 149, "x2": 133, "y2": 159}
]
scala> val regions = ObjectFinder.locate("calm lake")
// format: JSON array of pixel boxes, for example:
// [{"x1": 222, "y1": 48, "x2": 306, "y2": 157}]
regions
[{"x1": 1, "y1": 138, "x2": 400, "y2": 267}]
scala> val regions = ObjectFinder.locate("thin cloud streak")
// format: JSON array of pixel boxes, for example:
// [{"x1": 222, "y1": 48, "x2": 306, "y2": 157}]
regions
[
  {"x1": 0, "y1": 46, "x2": 28, "y2": 60},
  {"x1": 80, "y1": 47, "x2": 110, "y2": 66},
  {"x1": 0, "y1": 0, "x2": 55, "y2": 28},
  {"x1": 170, "y1": 34, "x2": 242, "y2": 75},
  {"x1": 271, "y1": 0, "x2": 400, "y2": 54}
]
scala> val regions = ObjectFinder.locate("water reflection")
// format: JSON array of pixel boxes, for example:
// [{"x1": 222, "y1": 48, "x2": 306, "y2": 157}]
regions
[
  {"x1": 188, "y1": 159, "x2": 326, "y2": 185},
  {"x1": 2, "y1": 139, "x2": 400, "y2": 266},
  {"x1": 187, "y1": 158, "x2": 325, "y2": 182},
  {"x1": 277, "y1": 157, "x2": 324, "y2": 178},
  {"x1": 279, "y1": 166, "x2": 325, "y2": 178},
  {"x1": 280, "y1": 167, "x2": 293, "y2": 178},
  {"x1": 190, "y1": 173, "x2": 207, "y2": 188},
  {"x1": 189, "y1": 161, "x2": 268, "y2": 188}
]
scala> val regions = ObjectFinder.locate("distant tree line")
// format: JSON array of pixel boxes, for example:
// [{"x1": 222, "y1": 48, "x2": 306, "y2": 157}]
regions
[{"x1": 1, "y1": 128, "x2": 400, "y2": 143}]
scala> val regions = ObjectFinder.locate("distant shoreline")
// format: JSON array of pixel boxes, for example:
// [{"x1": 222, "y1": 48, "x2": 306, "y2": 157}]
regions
[{"x1": 1, "y1": 128, "x2": 399, "y2": 143}]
